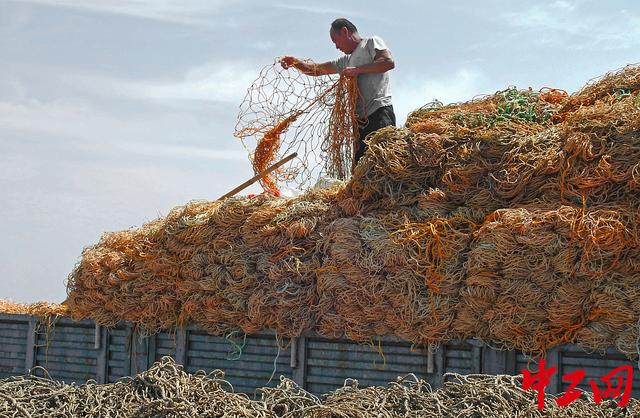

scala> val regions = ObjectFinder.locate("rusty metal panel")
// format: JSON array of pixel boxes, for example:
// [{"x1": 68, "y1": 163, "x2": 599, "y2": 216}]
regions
[
  {"x1": 106, "y1": 325, "x2": 130, "y2": 382},
  {"x1": 443, "y1": 341, "x2": 475, "y2": 377},
  {"x1": 154, "y1": 331, "x2": 178, "y2": 362},
  {"x1": 559, "y1": 345, "x2": 640, "y2": 398},
  {"x1": 0, "y1": 316, "x2": 29, "y2": 378},
  {"x1": 33, "y1": 318, "x2": 98, "y2": 384},
  {"x1": 185, "y1": 331, "x2": 292, "y2": 394},
  {"x1": 305, "y1": 337, "x2": 428, "y2": 395}
]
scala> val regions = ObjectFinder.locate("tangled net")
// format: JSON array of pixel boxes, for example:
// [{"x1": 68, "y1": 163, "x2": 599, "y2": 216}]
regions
[
  {"x1": 0, "y1": 356, "x2": 637, "y2": 417},
  {"x1": 234, "y1": 59, "x2": 360, "y2": 192},
  {"x1": 57, "y1": 64, "x2": 640, "y2": 358},
  {"x1": 0, "y1": 299, "x2": 69, "y2": 317}
]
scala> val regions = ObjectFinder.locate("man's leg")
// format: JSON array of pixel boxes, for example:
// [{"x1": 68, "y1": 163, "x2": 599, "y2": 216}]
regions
[{"x1": 354, "y1": 105, "x2": 396, "y2": 166}]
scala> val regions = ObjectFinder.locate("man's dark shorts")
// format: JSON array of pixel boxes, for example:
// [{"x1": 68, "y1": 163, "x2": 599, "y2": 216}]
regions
[{"x1": 355, "y1": 105, "x2": 396, "y2": 165}]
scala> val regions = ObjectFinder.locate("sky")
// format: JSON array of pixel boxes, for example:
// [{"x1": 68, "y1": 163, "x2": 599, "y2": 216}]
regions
[{"x1": 1, "y1": 0, "x2": 638, "y2": 303}]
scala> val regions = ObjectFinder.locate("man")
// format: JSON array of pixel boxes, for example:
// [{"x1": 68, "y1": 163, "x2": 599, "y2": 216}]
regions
[{"x1": 280, "y1": 18, "x2": 396, "y2": 167}]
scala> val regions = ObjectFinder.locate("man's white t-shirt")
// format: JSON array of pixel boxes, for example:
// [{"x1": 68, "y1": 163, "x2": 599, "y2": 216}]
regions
[{"x1": 331, "y1": 36, "x2": 392, "y2": 118}]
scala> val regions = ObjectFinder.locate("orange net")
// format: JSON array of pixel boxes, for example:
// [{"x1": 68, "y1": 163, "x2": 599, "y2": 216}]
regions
[
  {"x1": 50, "y1": 63, "x2": 640, "y2": 358},
  {"x1": 234, "y1": 59, "x2": 360, "y2": 192},
  {"x1": 0, "y1": 299, "x2": 69, "y2": 317}
]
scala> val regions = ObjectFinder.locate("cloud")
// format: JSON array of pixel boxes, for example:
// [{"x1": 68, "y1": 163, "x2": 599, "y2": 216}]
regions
[
  {"x1": 0, "y1": 137, "x2": 256, "y2": 303},
  {"x1": 272, "y1": 2, "x2": 388, "y2": 24},
  {"x1": 501, "y1": 2, "x2": 640, "y2": 50},
  {"x1": 0, "y1": 98, "x2": 246, "y2": 158},
  {"x1": 134, "y1": 62, "x2": 258, "y2": 103},
  {"x1": 0, "y1": 1, "x2": 33, "y2": 30},
  {"x1": 116, "y1": 142, "x2": 248, "y2": 162},
  {"x1": 252, "y1": 40, "x2": 277, "y2": 51},
  {"x1": 0, "y1": 99, "x2": 123, "y2": 140},
  {"x1": 60, "y1": 61, "x2": 259, "y2": 105},
  {"x1": 0, "y1": 153, "x2": 40, "y2": 182},
  {"x1": 274, "y1": 3, "x2": 361, "y2": 17},
  {"x1": 16, "y1": 0, "x2": 236, "y2": 25},
  {"x1": 502, "y1": 2, "x2": 586, "y2": 34},
  {"x1": 0, "y1": 78, "x2": 27, "y2": 101},
  {"x1": 551, "y1": 0, "x2": 580, "y2": 11}
]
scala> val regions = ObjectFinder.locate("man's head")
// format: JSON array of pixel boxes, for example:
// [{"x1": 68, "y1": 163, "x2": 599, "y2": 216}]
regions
[{"x1": 330, "y1": 18, "x2": 361, "y2": 54}]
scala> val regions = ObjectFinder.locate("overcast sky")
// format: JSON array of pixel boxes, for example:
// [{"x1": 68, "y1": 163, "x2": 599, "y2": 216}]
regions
[{"x1": 1, "y1": 0, "x2": 638, "y2": 303}]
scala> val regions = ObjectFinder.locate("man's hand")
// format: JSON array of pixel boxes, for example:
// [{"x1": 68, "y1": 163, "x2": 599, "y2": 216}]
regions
[
  {"x1": 279, "y1": 57, "x2": 338, "y2": 76},
  {"x1": 280, "y1": 56, "x2": 298, "y2": 69},
  {"x1": 342, "y1": 67, "x2": 360, "y2": 77}
]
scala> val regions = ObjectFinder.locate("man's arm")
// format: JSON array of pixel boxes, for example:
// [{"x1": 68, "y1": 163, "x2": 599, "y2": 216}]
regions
[
  {"x1": 343, "y1": 49, "x2": 395, "y2": 77},
  {"x1": 280, "y1": 56, "x2": 338, "y2": 76}
]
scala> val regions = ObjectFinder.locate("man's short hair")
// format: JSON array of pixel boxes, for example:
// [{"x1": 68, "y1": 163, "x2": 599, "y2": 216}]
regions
[{"x1": 331, "y1": 18, "x2": 358, "y2": 34}]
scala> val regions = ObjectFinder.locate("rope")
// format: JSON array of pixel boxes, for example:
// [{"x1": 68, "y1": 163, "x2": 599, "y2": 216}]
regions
[
  {"x1": 235, "y1": 59, "x2": 361, "y2": 192},
  {"x1": 2, "y1": 357, "x2": 638, "y2": 416}
]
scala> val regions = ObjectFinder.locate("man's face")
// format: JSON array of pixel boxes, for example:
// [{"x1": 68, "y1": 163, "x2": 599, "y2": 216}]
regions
[{"x1": 330, "y1": 28, "x2": 349, "y2": 54}]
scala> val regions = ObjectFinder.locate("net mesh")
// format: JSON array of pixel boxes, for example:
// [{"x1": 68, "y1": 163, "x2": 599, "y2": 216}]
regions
[{"x1": 234, "y1": 59, "x2": 361, "y2": 193}]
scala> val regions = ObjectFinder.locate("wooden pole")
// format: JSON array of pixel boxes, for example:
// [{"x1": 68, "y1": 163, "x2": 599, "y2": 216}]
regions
[{"x1": 218, "y1": 152, "x2": 297, "y2": 200}]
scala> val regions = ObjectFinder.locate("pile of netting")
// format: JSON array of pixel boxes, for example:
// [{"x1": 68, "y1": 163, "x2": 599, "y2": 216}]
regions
[
  {"x1": 235, "y1": 59, "x2": 360, "y2": 192},
  {"x1": 0, "y1": 299, "x2": 69, "y2": 317},
  {"x1": 1, "y1": 357, "x2": 637, "y2": 417},
  {"x1": 63, "y1": 64, "x2": 640, "y2": 358}
]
